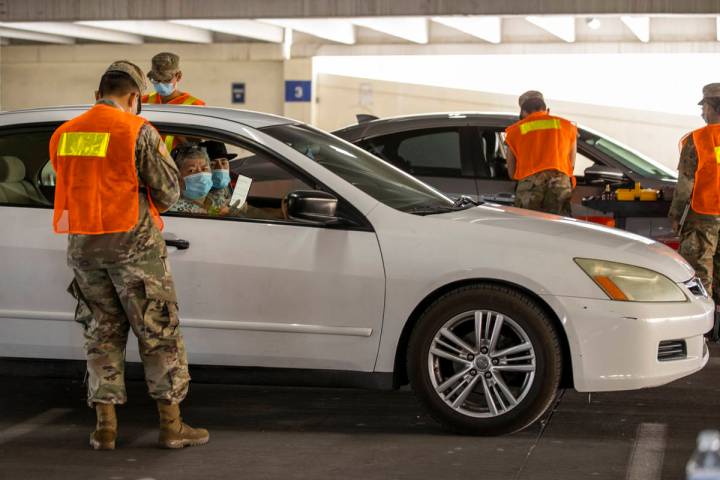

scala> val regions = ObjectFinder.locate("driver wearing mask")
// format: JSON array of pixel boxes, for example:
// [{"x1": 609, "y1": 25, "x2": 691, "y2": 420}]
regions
[{"x1": 168, "y1": 145, "x2": 216, "y2": 215}]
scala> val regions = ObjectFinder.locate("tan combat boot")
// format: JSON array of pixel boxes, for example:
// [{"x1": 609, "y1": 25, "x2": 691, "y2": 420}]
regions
[
  {"x1": 90, "y1": 403, "x2": 117, "y2": 450},
  {"x1": 157, "y1": 401, "x2": 209, "y2": 449}
]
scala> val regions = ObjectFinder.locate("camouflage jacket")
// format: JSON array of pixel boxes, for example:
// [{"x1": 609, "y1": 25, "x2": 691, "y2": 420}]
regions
[
  {"x1": 66, "y1": 100, "x2": 181, "y2": 269},
  {"x1": 668, "y1": 134, "x2": 720, "y2": 223}
]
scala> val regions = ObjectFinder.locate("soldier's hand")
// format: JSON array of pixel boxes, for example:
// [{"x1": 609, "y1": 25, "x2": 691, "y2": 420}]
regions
[{"x1": 671, "y1": 219, "x2": 680, "y2": 235}]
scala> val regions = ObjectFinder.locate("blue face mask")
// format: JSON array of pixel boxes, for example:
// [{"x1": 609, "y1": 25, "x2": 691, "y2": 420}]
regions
[
  {"x1": 211, "y1": 169, "x2": 230, "y2": 189},
  {"x1": 183, "y1": 172, "x2": 213, "y2": 200},
  {"x1": 153, "y1": 81, "x2": 175, "y2": 97}
]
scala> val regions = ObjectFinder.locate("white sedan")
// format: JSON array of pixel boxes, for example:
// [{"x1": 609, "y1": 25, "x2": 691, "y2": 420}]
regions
[{"x1": 0, "y1": 105, "x2": 712, "y2": 435}]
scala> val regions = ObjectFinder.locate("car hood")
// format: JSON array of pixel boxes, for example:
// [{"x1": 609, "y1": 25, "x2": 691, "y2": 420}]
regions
[{"x1": 433, "y1": 203, "x2": 694, "y2": 282}]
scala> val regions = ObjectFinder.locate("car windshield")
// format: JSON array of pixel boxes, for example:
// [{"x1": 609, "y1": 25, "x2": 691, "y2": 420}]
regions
[
  {"x1": 262, "y1": 124, "x2": 457, "y2": 214},
  {"x1": 583, "y1": 133, "x2": 677, "y2": 181}
]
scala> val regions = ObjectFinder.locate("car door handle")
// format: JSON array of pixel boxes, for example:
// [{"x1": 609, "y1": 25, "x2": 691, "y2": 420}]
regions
[{"x1": 165, "y1": 239, "x2": 190, "y2": 250}]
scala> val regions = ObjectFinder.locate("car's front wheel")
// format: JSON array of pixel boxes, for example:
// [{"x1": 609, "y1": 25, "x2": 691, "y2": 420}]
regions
[{"x1": 407, "y1": 284, "x2": 563, "y2": 435}]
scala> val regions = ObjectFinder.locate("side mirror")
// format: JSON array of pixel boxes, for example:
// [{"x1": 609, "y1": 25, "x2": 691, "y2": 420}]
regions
[
  {"x1": 286, "y1": 190, "x2": 343, "y2": 225},
  {"x1": 583, "y1": 164, "x2": 627, "y2": 185}
]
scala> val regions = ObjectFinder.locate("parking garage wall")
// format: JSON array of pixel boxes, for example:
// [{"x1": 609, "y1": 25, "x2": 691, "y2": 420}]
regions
[
  {"x1": 0, "y1": 43, "x2": 285, "y2": 114},
  {"x1": 316, "y1": 74, "x2": 700, "y2": 170}
]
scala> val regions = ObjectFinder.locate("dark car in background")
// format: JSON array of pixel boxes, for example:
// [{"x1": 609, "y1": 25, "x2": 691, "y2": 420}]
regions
[{"x1": 334, "y1": 113, "x2": 678, "y2": 239}]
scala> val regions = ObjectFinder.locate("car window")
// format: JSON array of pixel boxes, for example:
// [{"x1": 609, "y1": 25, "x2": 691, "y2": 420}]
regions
[
  {"x1": 262, "y1": 124, "x2": 455, "y2": 214},
  {"x1": 583, "y1": 134, "x2": 677, "y2": 181},
  {"x1": 0, "y1": 130, "x2": 54, "y2": 207},
  {"x1": 361, "y1": 128, "x2": 464, "y2": 178},
  {"x1": 163, "y1": 134, "x2": 313, "y2": 222}
]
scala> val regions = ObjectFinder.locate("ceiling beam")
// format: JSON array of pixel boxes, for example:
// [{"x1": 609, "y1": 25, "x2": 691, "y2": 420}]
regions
[
  {"x1": 351, "y1": 17, "x2": 428, "y2": 43},
  {"x1": 3, "y1": 1, "x2": 720, "y2": 22},
  {"x1": 0, "y1": 26, "x2": 74, "y2": 44},
  {"x1": 431, "y1": 16, "x2": 502, "y2": 44},
  {"x1": 621, "y1": 16, "x2": 650, "y2": 42},
  {"x1": 76, "y1": 20, "x2": 212, "y2": 43},
  {"x1": 526, "y1": 16, "x2": 576, "y2": 42},
  {"x1": 259, "y1": 19, "x2": 355, "y2": 44},
  {"x1": 170, "y1": 19, "x2": 284, "y2": 43},
  {"x1": 0, "y1": 22, "x2": 143, "y2": 43}
]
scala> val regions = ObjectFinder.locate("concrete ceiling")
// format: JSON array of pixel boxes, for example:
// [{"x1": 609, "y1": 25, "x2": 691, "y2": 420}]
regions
[
  {"x1": 2, "y1": 0, "x2": 720, "y2": 21},
  {"x1": 0, "y1": 15, "x2": 718, "y2": 49}
]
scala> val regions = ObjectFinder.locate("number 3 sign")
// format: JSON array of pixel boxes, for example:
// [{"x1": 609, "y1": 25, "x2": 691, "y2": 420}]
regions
[{"x1": 285, "y1": 80, "x2": 312, "y2": 102}]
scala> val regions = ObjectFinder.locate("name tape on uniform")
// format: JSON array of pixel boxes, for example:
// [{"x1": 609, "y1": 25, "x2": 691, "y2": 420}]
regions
[{"x1": 57, "y1": 132, "x2": 111, "y2": 157}]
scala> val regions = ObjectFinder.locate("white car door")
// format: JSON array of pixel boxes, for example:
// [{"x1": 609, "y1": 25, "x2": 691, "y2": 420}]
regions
[{"x1": 154, "y1": 140, "x2": 386, "y2": 371}]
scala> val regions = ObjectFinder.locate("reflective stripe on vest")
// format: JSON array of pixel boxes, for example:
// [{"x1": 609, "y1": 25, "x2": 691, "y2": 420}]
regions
[
  {"x1": 49, "y1": 104, "x2": 163, "y2": 234},
  {"x1": 505, "y1": 112, "x2": 577, "y2": 181},
  {"x1": 690, "y1": 125, "x2": 720, "y2": 215},
  {"x1": 164, "y1": 135, "x2": 176, "y2": 152},
  {"x1": 57, "y1": 132, "x2": 111, "y2": 157},
  {"x1": 519, "y1": 118, "x2": 561, "y2": 135}
]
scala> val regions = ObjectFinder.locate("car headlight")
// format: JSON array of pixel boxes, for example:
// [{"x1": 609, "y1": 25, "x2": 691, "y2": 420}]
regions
[{"x1": 574, "y1": 258, "x2": 687, "y2": 302}]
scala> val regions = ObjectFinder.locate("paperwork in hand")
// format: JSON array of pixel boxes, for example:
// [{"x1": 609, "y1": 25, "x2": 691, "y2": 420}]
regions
[{"x1": 230, "y1": 175, "x2": 252, "y2": 207}]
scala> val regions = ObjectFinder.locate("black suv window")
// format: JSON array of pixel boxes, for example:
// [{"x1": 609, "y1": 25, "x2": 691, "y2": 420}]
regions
[{"x1": 361, "y1": 128, "x2": 464, "y2": 177}]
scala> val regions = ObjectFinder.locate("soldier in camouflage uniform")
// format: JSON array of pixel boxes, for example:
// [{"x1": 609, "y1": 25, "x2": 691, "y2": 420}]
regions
[
  {"x1": 514, "y1": 170, "x2": 573, "y2": 216},
  {"x1": 55, "y1": 61, "x2": 209, "y2": 450},
  {"x1": 505, "y1": 91, "x2": 576, "y2": 216},
  {"x1": 671, "y1": 84, "x2": 720, "y2": 325}
]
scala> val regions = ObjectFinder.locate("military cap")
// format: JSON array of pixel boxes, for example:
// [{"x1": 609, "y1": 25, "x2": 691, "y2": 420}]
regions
[
  {"x1": 148, "y1": 52, "x2": 180, "y2": 82},
  {"x1": 105, "y1": 60, "x2": 147, "y2": 92},
  {"x1": 698, "y1": 83, "x2": 720, "y2": 105},
  {"x1": 518, "y1": 90, "x2": 544, "y2": 108}
]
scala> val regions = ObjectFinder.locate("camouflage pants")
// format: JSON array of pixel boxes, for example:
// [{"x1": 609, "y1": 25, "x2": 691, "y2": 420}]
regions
[
  {"x1": 679, "y1": 217, "x2": 720, "y2": 304},
  {"x1": 68, "y1": 252, "x2": 189, "y2": 406},
  {"x1": 514, "y1": 170, "x2": 573, "y2": 216}
]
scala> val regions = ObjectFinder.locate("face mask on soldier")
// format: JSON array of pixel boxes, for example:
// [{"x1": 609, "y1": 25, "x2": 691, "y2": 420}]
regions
[{"x1": 153, "y1": 81, "x2": 175, "y2": 97}]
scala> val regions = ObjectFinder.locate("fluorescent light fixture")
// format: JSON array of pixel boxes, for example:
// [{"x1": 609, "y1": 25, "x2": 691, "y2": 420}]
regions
[
  {"x1": 259, "y1": 19, "x2": 355, "y2": 44},
  {"x1": 351, "y1": 17, "x2": 428, "y2": 44},
  {"x1": 431, "y1": 16, "x2": 501, "y2": 44},
  {"x1": 586, "y1": 17, "x2": 602, "y2": 30},
  {"x1": 171, "y1": 19, "x2": 283, "y2": 43},
  {"x1": 621, "y1": 16, "x2": 650, "y2": 42},
  {"x1": 526, "y1": 15, "x2": 575, "y2": 42}
]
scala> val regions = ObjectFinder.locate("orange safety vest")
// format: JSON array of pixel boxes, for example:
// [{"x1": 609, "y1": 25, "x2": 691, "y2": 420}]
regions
[
  {"x1": 505, "y1": 111, "x2": 577, "y2": 182},
  {"x1": 142, "y1": 91, "x2": 205, "y2": 151},
  {"x1": 690, "y1": 124, "x2": 720, "y2": 215},
  {"x1": 50, "y1": 103, "x2": 163, "y2": 234}
]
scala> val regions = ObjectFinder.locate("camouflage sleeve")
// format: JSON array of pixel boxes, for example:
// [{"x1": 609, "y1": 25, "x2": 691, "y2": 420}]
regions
[
  {"x1": 135, "y1": 124, "x2": 181, "y2": 212},
  {"x1": 668, "y1": 135, "x2": 698, "y2": 221}
]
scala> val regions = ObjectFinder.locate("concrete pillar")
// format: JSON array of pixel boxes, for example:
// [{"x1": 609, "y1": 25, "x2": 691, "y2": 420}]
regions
[{"x1": 282, "y1": 58, "x2": 316, "y2": 125}]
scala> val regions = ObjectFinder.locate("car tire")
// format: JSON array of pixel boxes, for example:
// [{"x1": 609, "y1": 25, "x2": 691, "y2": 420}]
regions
[{"x1": 407, "y1": 284, "x2": 562, "y2": 436}]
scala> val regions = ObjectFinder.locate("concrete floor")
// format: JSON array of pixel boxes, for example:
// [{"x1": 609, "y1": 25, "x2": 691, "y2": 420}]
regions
[{"x1": 1, "y1": 347, "x2": 718, "y2": 480}]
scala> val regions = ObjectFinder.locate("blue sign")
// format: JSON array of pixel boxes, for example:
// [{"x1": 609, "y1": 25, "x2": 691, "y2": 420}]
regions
[
  {"x1": 231, "y1": 83, "x2": 245, "y2": 104},
  {"x1": 285, "y1": 80, "x2": 312, "y2": 102}
]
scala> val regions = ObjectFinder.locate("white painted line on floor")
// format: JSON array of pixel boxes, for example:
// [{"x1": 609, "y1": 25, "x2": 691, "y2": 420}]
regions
[
  {"x1": 625, "y1": 422, "x2": 667, "y2": 480},
  {"x1": 0, "y1": 408, "x2": 71, "y2": 445}
]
